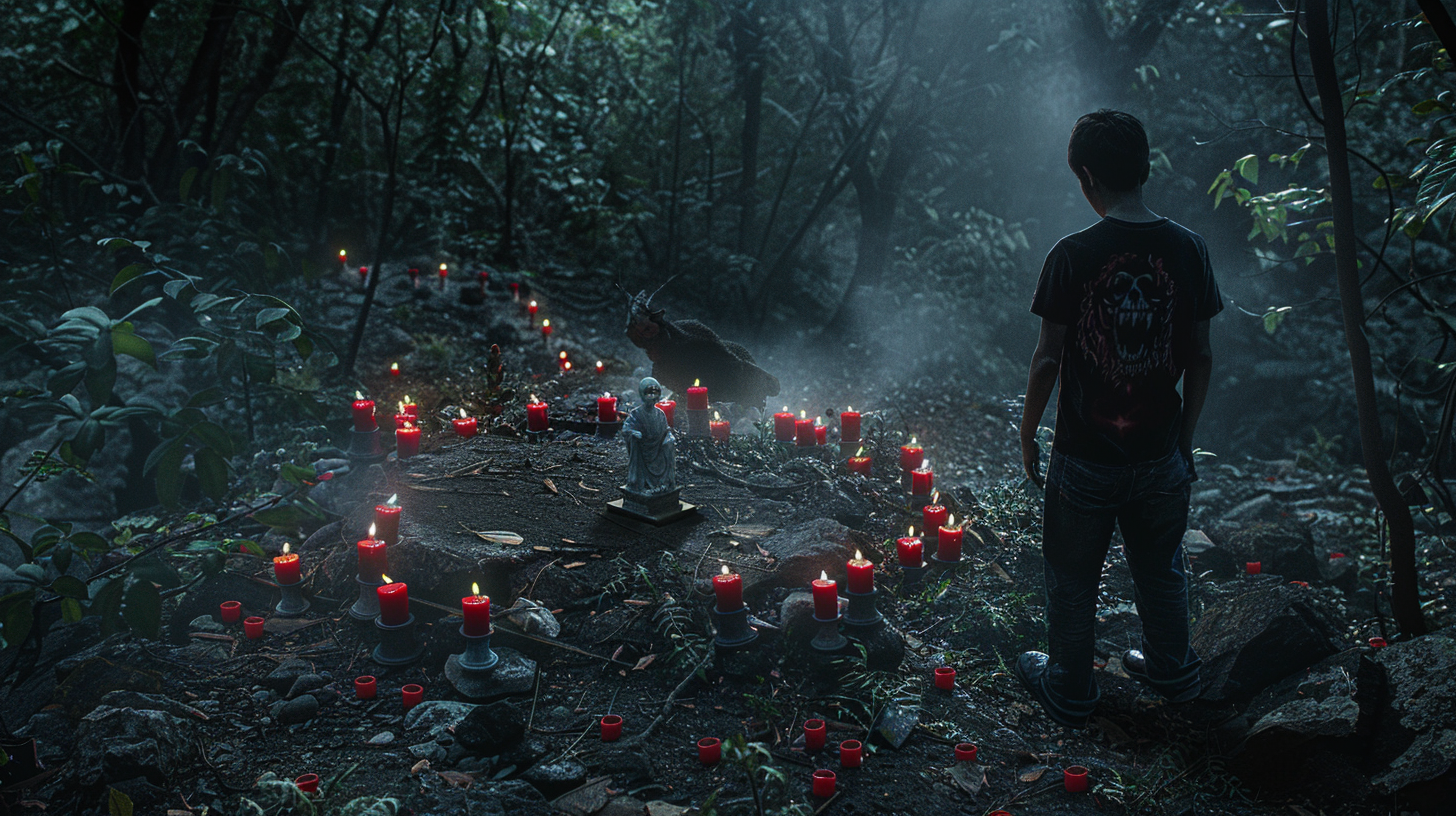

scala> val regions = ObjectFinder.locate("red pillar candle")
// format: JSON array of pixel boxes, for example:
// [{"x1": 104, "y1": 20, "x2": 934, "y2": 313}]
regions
[
  {"x1": 400, "y1": 396, "x2": 419, "y2": 418},
  {"x1": 900, "y1": 437, "x2": 924, "y2": 472},
  {"x1": 453, "y1": 410, "x2": 478, "y2": 438},
  {"x1": 811, "y1": 571, "x2": 838, "y2": 619},
  {"x1": 1369, "y1": 636, "x2": 1388, "y2": 648},
  {"x1": 462, "y1": 583, "x2": 490, "y2": 636},
  {"x1": 390, "y1": 362, "x2": 400, "y2": 377},
  {"x1": 911, "y1": 460, "x2": 934, "y2": 496},
  {"x1": 408, "y1": 268, "x2": 420, "y2": 287},
  {"x1": 922, "y1": 501, "x2": 948, "y2": 536},
  {"x1": 595, "y1": 360, "x2": 605, "y2": 375},
  {"x1": 352, "y1": 393, "x2": 377, "y2": 432},
  {"x1": 374, "y1": 496, "x2": 401, "y2": 545},
  {"x1": 541, "y1": 319, "x2": 552, "y2": 338},
  {"x1": 840, "y1": 408, "x2": 861, "y2": 444},
  {"x1": 295, "y1": 773, "x2": 320, "y2": 794},
  {"x1": 896, "y1": 529, "x2": 923, "y2": 567},
  {"x1": 710, "y1": 413, "x2": 731, "y2": 442},
  {"x1": 774, "y1": 408, "x2": 795, "y2": 442},
  {"x1": 848, "y1": 452, "x2": 871, "y2": 476},
  {"x1": 396, "y1": 422, "x2": 421, "y2": 458},
  {"x1": 803, "y1": 719, "x2": 827, "y2": 751},
  {"x1": 1064, "y1": 765, "x2": 1090, "y2": 793},
  {"x1": 526, "y1": 396, "x2": 549, "y2": 432},
  {"x1": 811, "y1": 769, "x2": 836, "y2": 797},
  {"x1": 597, "y1": 393, "x2": 618, "y2": 423},
  {"x1": 377, "y1": 577, "x2": 410, "y2": 626},
  {"x1": 510, "y1": 282, "x2": 520, "y2": 300},
  {"x1": 528, "y1": 299, "x2": 539, "y2": 318},
  {"x1": 713, "y1": 565, "x2": 743, "y2": 612},
  {"x1": 686, "y1": 379, "x2": 709, "y2": 410},
  {"x1": 697, "y1": 737, "x2": 722, "y2": 765},
  {"x1": 243, "y1": 616, "x2": 266, "y2": 639},
  {"x1": 358, "y1": 266, "x2": 369, "y2": 284},
  {"x1": 846, "y1": 550, "x2": 874, "y2": 594},
  {"x1": 656, "y1": 400, "x2": 676, "y2": 426},
  {"x1": 937, "y1": 516, "x2": 964, "y2": 562},
  {"x1": 357, "y1": 530, "x2": 387, "y2": 582},
  {"x1": 338, "y1": 249, "x2": 347, "y2": 268},
  {"x1": 795, "y1": 413, "x2": 815, "y2": 447},
  {"x1": 558, "y1": 351, "x2": 570, "y2": 371},
  {"x1": 273, "y1": 543, "x2": 302, "y2": 585},
  {"x1": 219, "y1": 600, "x2": 241, "y2": 623},
  {"x1": 839, "y1": 740, "x2": 863, "y2": 768},
  {"x1": 814, "y1": 423, "x2": 827, "y2": 445},
  {"x1": 438, "y1": 263, "x2": 448, "y2": 284}
]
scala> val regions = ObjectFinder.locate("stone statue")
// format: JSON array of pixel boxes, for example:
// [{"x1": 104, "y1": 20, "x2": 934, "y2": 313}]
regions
[{"x1": 622, "y1": 377, "x2": 676, "y2": 495}]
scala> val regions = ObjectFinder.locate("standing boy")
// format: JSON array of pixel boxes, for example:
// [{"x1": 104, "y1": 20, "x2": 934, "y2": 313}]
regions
[{"x1": 1015, "y1": 110, "x2": 1221, "y2": 728}]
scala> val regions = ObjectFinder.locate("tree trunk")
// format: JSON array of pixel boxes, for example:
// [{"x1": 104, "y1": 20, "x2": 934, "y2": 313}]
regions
[
  {"x1": 1306, "y1": 0, "x2": 1427, "y2": 637},
  {"x1": 151, "y1": 0, "x2": 240, "y2": 190},
  {"x1": 729, "y1": 1, "x2": 764, "y2": 255},
  {"x1": 113, "y1": 0, "x2": 159, "y2": 180},
  {"x1": 210, "y1": 0, "x2": 317, "y2": 161},
  {"x1": 1071, "y1": 0, "x2": 1184, "y2": 103}
]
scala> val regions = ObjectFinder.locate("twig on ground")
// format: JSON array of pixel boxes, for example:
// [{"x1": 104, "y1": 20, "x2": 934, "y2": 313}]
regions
[{"x1": 617, "y1": 650, "x2": 712, "y2": 749}]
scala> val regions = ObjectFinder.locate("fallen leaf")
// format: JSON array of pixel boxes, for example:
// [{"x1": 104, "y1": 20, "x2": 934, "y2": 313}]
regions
[
  {"x1": 989, "y1": 562, "x2": 1014, "y2": 582},
  {"x1": 562, "y1": 538, "x2": 577, "y2": 544},
  {"x1": 563, "y1": 561, "x2": 586, "y2": 569},
  {"x1": 1019, "y1": 765, "x2": 1048, "y2": 783},
  {"x1": 467, "y1": 529, "x2": 524, "y2": 546},
  {"x1": 622, "y1": 599, "x2": 651, "y2": 607},
  {"x1": 577, "y1": 481, "x2": 600, "y2": 493},
  {"x1": 544, "y1": 478, "x2": 558, "y2": 495},
  {"x1": 411, "y1": 759, "x2": 431, "y2": 774},
  {"x1": 533, "y1": 545, "x2": 552, "y2": 553},
  {"x1": 435, "y1": 770, "x2": 474, "y2": 789},
  {"x1": 611, "y1": 645, "x2": 624, "y2": 661},
  {"x1": 948, "y1": 761, "x2": 986, "y2": 796},
  {"x1": 633, "y1": 654, "x2": 657, "y2": 671}
]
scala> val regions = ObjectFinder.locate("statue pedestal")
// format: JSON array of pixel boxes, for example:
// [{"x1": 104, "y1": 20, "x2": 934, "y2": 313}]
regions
[{"x1": 607, "y1": 486, "x2": 697, "y2": 525}]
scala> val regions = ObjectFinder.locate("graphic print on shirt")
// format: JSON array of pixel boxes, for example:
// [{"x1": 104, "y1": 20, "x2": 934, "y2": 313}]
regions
[{"x1": 1076, "y1": 252, "x2": 1178, "y2": 388}]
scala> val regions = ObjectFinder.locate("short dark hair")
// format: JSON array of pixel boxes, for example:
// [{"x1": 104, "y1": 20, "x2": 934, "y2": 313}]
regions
[{"x1": 1068, "y1": 110, "x2": 1150, "y2": 192}]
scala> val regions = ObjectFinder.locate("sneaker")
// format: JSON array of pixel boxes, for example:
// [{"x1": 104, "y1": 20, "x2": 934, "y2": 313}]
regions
[
  {"x1": 1121, "y1": 649, "x2": 1200, "y2": 703},
  {"x1": 1013, "y1": 651, "x2": 1090, "y2": 729}
]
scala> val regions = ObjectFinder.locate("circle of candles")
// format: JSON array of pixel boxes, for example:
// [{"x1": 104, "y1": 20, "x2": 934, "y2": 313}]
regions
[
  {"x1": 453, "y1": 409, "x2": 478, "y2": 438},
  {"x1": 273, "y1": 542, "x2": 302, "y2": 585},
  {"x1": 526, "y1": 397, "x2": 549, "y2": 432},
  {"x1": 600, "y1": 714, "x2": 623, "y2": 742},
  {"x1": 400, "y1": 396, "x2": 419, "y2": 418},
  {"x1": 911, "y1": 460, "x2": 934, "y2": 496},
  {"x1": 937, "y1": 515, "x2": 964, "y2": 562},
  {"x1": 803, "y1": 719, "x2": 827, "y2": 751},
  {"x1": 374, "y1": 496, "x2": 401, "y2": 545},
  {"x1": 1369, "y1": 636, "x2": 1388, "y2": 648},
  {"x1": 847, "y1": 451, "x2": 871, "y2": 476},
  {"x1": 294, "y1": 773, "x2": 320, "y2": 794},
  {"x1": 354, "y1": 675, "x2": 377, "y2": 700},
  {"x1": 900, "y1": 437, "x2": 924, "y2": 472},
  {"x1": 697, "y1": 737, "x2": 722, "y2": 765},
  {"x1": 377, "y1": 576, "x2": 410, "y2": 626},
  {"x1": 811, "y1": 571, "x2": 838, "y2": 619},
  {"x1": 390, "y1": 362, "x2": 401, "y2": 377},
  {"x1": 243, "y1": 616, "x2": 266, "y2": 639},
  {"x1": 686, "y1": 379, "x2": 708, "y2": 410},
  {"x1": 773, "y1": 407, "x2": 795, "y2": 442},
  {"x1": 219, "y1": 601, "x2": 241, "y2": 623},
  {"x1": 352, "y1": 392, "x2": 377, "y2": 432},
  {"x1": 712, "y1": 565, "x2": 743, "y2": 613},
  {"x1": 401, "y1": 683, "x2": 424, "y2": 712},
  {"x1": 896, "y1": 529, "x2": 923, "y2": 568},
  {"x1": 840, "y1": 407, "x2": 861, "y2": 445},
  {"x1": 846, "y1": 550, "x2": 874, "y2": 594},
  {"x1": 656, "y1": 400, "x2": 676, "y2": 426},
  {"x1": 541, "y1": 319, "x2": 552, "y2": 338},
  {"x1": 1246, "y1": 561, "x2": 1262, "y2": 575},
  {"x1": 934, "y1": 666, "x2": 956, "y2": 690},
  {"x1": 597, "y1": 393, "x2": 618, "y2": 423},
  {"x1": 1064, "y1": 765, "x2": 1090, "y2": 792},
  {"x1": 839, "y1": 739, "x2": 863, "y2": 768},
  {"x1": 462, "y1": 583, "x2": 490, "y2": 637},
  {"x1": 710, "y1": 412, "x2": 730, "y2": 442},
  {"x1": 814, "y1": 422, "x2": 827, "y2": 445},
  {"x1": 795, "y1": 412, "x2": 815, "y2": 447},
  {"x1": 395, "y1": 422, "x2": 421, "y2": 458},
  {"x1": 811, "y1": 769, "x2": 836, "y2": 797},
  {"x1": 954, "y1": 742, "x2": 978, "y2": 762}
]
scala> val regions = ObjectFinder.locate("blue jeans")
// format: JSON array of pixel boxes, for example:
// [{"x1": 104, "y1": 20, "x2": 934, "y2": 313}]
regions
[{"x1": 1038, "y1": 447, "x2": 1201, "y2": 718}]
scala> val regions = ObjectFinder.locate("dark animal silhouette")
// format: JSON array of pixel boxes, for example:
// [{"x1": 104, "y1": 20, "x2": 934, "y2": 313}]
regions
[{"x1": 622, "y1": 282, "x2": 779, "y2": 408}]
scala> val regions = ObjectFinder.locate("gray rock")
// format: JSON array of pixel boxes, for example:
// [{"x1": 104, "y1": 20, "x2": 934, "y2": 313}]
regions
[
  {"x1": 286, "y1": 674, "x2": 328, "y2": 700},
  {"x1": 189, "y1": 615, "x2": 225, "y2": 634},
  {"x1": 413, "y1": 779, "x2": 547, "y2": 816},
  {"x1": 455, "y1": 701, "x2": 525, "y2": 755},
  {"x1": 745, "y1": 518, "x2": 871, "y2": 598},
  {"x1": 403, "y1": 700, "x2": 477, "y2": 736},
  {"x1": 1192, "y1": 583, "x2": 1345, "y2": 703},
  {"x1": 272, "y1": 694, "x2": 319, "y2": 725},
  {"x1": 854, "y1": 621, "x2": 907, "y2": 672},
  {"x1": 1225, "y1": 521, "x2": 1323, "y2": 585},
  {"x1": 1371, "y1": 627, "x2": 1456, "y2": 793},
  {"x1": 521, "y1": 758, "x2": 588, "y2": 798},
  {"x1": 74, "y1": 706, "x2": 194, "y2": 785},
  {"x1": 264, "y1": 659, "x2": 313, "y2": 694},
  {"x1": 409, "y1": 741, "x2": 447, "y2": 761},
  {"x1": 367, "y1": 731, "x2": 395, "y2": 745},
  {"x1": 21, "y1": 708, "x2": 74, "y2": 762}
]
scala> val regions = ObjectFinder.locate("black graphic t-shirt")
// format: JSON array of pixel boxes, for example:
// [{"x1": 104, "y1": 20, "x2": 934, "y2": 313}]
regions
[{"x1": 1031, "y1": 217, "x2": 1222, "y2": 465}]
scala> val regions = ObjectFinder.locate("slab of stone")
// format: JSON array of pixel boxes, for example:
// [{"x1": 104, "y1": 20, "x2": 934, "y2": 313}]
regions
[
  {"x1": 1192, "y1": 583, "x2": 1345, "y2": 703},
  {"x1": 1371, "y1": 627, "x2": 1456, "y2": 793},
  {"x1": 74, "y1": 706, "x2": 194, "y2": 785}
]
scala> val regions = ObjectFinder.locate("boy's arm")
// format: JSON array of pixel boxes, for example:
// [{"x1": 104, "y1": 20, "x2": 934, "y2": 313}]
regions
[
  {"x1": 1179, "y1": 319, "x2": 1213, "y2": 477},
  {"x1": 1020, "y1": 319, "x2": 1066, "y2": 488}
]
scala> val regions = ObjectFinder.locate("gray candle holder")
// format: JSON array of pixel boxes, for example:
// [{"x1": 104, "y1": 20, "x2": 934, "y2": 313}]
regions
[
  {"x1": 372, "y1": 613, "x2": 426, "y2": 666},
  {"x1": 842, "y1": 587, "x2": 882, "y2": 632},
  {"x1": 712, "y1": 604, "x2": 758, "y2": 650},
  {"x1": 443, "y1": 623, "x2": 500, "y2": 693},
  {"x1": 899, "y1": 562, "x2": 931, "y2": 590},
  {"x1": 810, "y1": 611, "x2": 848, "y2": 653},
  {"x1": 931, "y1": 550, "x2": 964, "y2": 568},
  {"x1": 274, "y1": 579, "x2": 311, "y2": 617},
  {"x1": 348, "y1": 427, "x2": 385, "y2": 464},
  {"x1": 349, "y1": 576, "x2": 384, "y2": 621}
]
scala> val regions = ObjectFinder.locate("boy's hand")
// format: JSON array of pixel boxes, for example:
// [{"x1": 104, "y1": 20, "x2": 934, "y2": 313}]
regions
[{"x1": 1022, "y1": 437, "x2": 1045, "y2": 489}]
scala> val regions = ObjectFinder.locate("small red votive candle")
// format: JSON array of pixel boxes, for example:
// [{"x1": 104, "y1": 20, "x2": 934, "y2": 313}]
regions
[
  {"x1": 686, "y1": 381, "x2": 709, "y2": 410},
  {"x1": 911, "y1": 464, "x2": 934, "y2": 496},
  {"x1": 954, "y1": 742, "x2": 978, "y2": 762},
  {"x1": 934, "y1": 666, "x2": 956, "y2": 690},
  {"x1": 401, "y1": 683, "x2": 424, "y2": 712},
  {"x1": 773, "y1": 408, "x2": 795, "y2": 441},
  {"x1": 395, "y1": 423, "x2": 421, "y2": 458},
  {"x1": 795, "y1": 416, "x2": 815, "y2": 446},
  {"x1": 358, "y1": 265, "x2": 369, "y2": 282},
  {"x1": 462, "y1": 585, "x2": 490, "y2": 636},
  {"x1": 526, "y1": 398, "x2": 549, "y2": 432},
  {"x1": 814, "y1": 423, "x2": 827, "y2": 445},
  {"x1": 1369, "y1": 636, "x2": 1388, "y2": 648},
  {"x1": 811, "y1": 769, "x2": 836, "y2": 797},
  {"x1": 839, "y1": 739, "x2": 863, "y2": 768},
  {"x1": 1246, "y1": 561, "x2": 1262, "y2": 575},
  {"x1": 846, "y1": 551, "x2": 873, "y2": 594},
  {"x1": 219, "y1": 601, "x2": 241, "y2": 623},
  {"x1": 698, "y1": 737, "x2": 721, "y2": 765},
  {"x1": 601, "y1": 714, "x2": 623, "y2": 742},
  {"x1": 377, "y1": 579, "x2": 410, "y2": 626},
  {"x1": 390, "y1": 361, "x2": 400, "y2": 377},
  {"x1": 273, "y1": 544, "x2": 302, "y2": 585},
  {"x1": 1064, "y1": 765, "x2": 1089, "y2": 792},
  {"x1": 712, "y1": 565, "x2": 743, "y2": 613},
  {"x1": 294, "y1": 773, "x2": 320, "y2": 794},
  {"x1": 374, "y1": 498, "x2": 401, "y2": 545},
  {"x1": 656, "y1": 400, "x2": 676, "y2": 426},
  {"x1": 711, "y1": 415, "x2": 730, "y2": 442},
  {"x1": 354, "y1": 675, "x2": 377, "y2": 699},
  {"x1": 528, "y1": 299, "x2": 539, "y2": 318},
  {"x1": 847, "y1": 455, "x2": 871, "y2": 476},
  {"x1": 597, "y1": 393, "x2": 618, "y2": 423},
  {"x1": 840, "y1": 408, "x2": 861, "y2": 444},
  {"x1": 803, "y1": 719, "x2": 827, "y2": 751},
  {"x1": 900, "y1": 439, "x2": 923, "y2": 471},
  {"x1": 811, "y1": 572, "x2": 838, "y2": 619},
  {"x1": 453, "y1": 412, "x2": 478, "y2": 438},
  {"x1": 541, "y1": 319, "x2": 552, "y2": 338},
  {"x1": 896, "y1": 533, "x2": 923, "y2": 568},
  {"x1": 243, "y1": 616, "x2": 266, "y2": 639},
  {"x1": 595, "y1": 360, "x2": 605, "y2": 374},
  {"x1": 351, "y1": 394, "x2": 377, "y2": 432},
  {"x1": 937, "y1": 518, "x2": 964, "y2": 563}
]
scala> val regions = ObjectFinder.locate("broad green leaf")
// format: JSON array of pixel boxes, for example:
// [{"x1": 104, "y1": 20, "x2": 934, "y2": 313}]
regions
[
  {"x1": 110, "y1": 263, "x2": 149, "y2": 295},
  {"x1": 1235, "y1": 154, "x2": 1259, "y2": 184},
  {"x1": 179, "y1": 166, "x2": 198, "y2": 201},
  {"x1": 255, "y1": 307, "x2": 290, "y2": 329},
  {"x1": 108, "y1": 786, "x2": 134, "y2": 816},
  {"x1": 195, "y1": 447, "x2": 229, "y2": 500},
  {"x1": 111, "y1": 326, "x2": 155, "y2": 368},
  {"x1": 61, "y1": 597, "x2": 82, "y2": 623},
  {"x1": 190, "y1": 422, "x2": 234, "y2": 457},
  {"x1": 0, "y1": 590, "x2": 36, "y2": 647}
]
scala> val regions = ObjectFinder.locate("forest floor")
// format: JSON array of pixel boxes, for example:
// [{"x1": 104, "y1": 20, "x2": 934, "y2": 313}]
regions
[{"x1": 4, "y1": 269, "x2": 1455, "y2": 816}]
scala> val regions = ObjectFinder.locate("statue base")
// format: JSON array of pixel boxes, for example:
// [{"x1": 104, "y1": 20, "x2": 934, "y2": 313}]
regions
[{"x1": 607, "y1": 486, "x2": 697, "y2": 525}]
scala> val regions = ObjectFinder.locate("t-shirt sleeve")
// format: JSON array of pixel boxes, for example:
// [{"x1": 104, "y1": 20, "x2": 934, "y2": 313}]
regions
[
  {"x1": 1030, "y1": 242, "x2": 1076, "y2": 325},
  {"x1": 1192, "y1": 235, "x2": 1223, "y2": 320}
]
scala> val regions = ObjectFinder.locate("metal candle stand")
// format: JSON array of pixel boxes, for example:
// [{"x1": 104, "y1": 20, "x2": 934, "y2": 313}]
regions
[
  {"x1": 931, "y1": 551, "x2": 964, "y2": 569},
  {"x1": 899, "y1": 563, "x2": 931, "y2": 590},
  {"x1": 348, "y1": 427, "x2": 385, "y2": 464},
  {"x1": 443, "y1": 624, "x2": 501, "y2": 698},
  {"x1": 685, "y1": 407, "x2": 711, "y2": 439},
  {"x1": 712, "y1": 605, "x2": 758, "y2": 650},
  {"x1": 372, "y1": 614, "x2": 426, "y2": 666},
  {"x1": 810, "y1": 611, "x2": 848, "y2": 653},
  {"x1": 842, "y1": 587, "x2": 883, "y2": 634},
  {"x1": 349, "y1": 576, "x2": 384, "y2": 621},
  {"x1": 274, "y1": 579, "x2": 311, "y2": 616}
]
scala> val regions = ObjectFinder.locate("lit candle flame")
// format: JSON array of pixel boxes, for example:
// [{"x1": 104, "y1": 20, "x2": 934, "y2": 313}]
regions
[
  {"x1": 714, "y1": 411, "x2": 721, "y2": 421},
  {"x1": 282, "y1": 542, "x2": 291, "y2": 555},
  {"x1": 931, "y1": 490, "x2": 940, "y2": 504},
  {"x1": 459, "y1": 408, "x2": 467, "y2": 419},
  {"x1": 921, "y1": 457, "x2": 931, "y2": 471},
  {"x1": 440, "y1": 263, "x2": 448, "y2": 271},
  {"x1": 397, "y1": 401, "x2": 404, "y2": 413},
  {"x1": 339, "y1": 249, "x2": 346, "y2": 258},
  {"x1": 563, "y1": 361, "x2": 571, "y2": 370},
  {"x1": 847, "y1": 405, "x2": 854, "y2": 413},
  {"x1": 472, "y1": 581, "x2": 481, "y2": 597},
  {"x1": 603, "y1": 392, "x2": 611, "y2": 399},
  {"x1": 356, "y1": 390, "x2": 365, "y2": 400},
  {"x1": 530, "y1": 394, "x2": 539, "y2": 404},
  {"x1": 529, "y1": 300, "x2": 538, "y2": 309},
  {"x1": 542, "y1": 319, "x2": 550, "y2": 327},
  {"x1": 382, "y1": 573, "x2": 392, "y2": 584},
  {"x1": 404, "y1": 394, "x2": 412, "y2": 404},
  {"x1": 721, "y1": 564, "x2": 730, "y2": 576},
  {"x1": 391, "y1": 362, "x2": 399, "y2": 373},
  {"x1": 368, "y1": 523, "x2": 377, "y2": 539},
  {"x1": 855, "y1": 447, "x2": 865, "y2": 457},
  {"x1": 559, "y1": 351, "x2": 567, "y2": 359},
  {"x1": 800, "y1": 410, "x2": 806, "y2": 419},
  {"x1": 595, "y1": 360, "x2": 603, "y2": 369},
  {"x1": 910, "y1": 436, "x2": 918, "y2": 446},
  {"x1": 403, "y1": 420, "x2": 414, "y2": 430},
  {"x1": 947, "y1": 514, "x2": 956, "y2": 528},
  {"x1": 815, "y1": 416, "x2": 822, "y2": 426},
  {"x1": 783, "y1": 406, "x2": 789, "y2": 413},
  {"x1": 908, "y1": 526, "x2": 916, "y2": 537},
  {"x1": 694, "y1": 378, "x2": 700, "y2": 387},
  {"x1": 387, "y1": 493, "x2": 398, "y2": 506},
  {"x1": 853, "y1": 549, "x2": 864, "y2": 561},
  {"x1": 819, "y1": 570, "x2": 829, "y2": 581}
]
